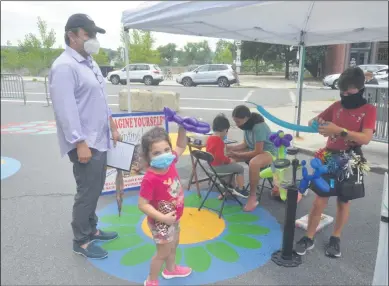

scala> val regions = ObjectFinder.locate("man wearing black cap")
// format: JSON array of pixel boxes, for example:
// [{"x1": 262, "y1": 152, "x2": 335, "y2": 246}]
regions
[{"x1": 49, "y1": 14, "x2": 121, "y2": 259}]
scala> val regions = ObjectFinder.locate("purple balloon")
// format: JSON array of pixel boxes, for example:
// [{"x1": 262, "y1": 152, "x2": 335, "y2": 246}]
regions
[
  {"x1": 175, "y1": 115, "x2": 184, "y2": 124},
  {"x1": 281, "y1": 138, "x2": 291, "y2": 147},
  {"x1": 196, "y1": 126, "x2": 211, "y2": 134},
  {"x1": 184, "y1": 117, "x2": 198, "y2": 126},
  {"x1": 197, "y1": 121, "x2": 210, "y2": 128},
  {"x1": 269, "y1": 133, "x2": 278, "y2": 141},
  {"x1": 274, "y1": 137, "x2": 282, "y2": 148},
  {"x1": 284, "y1": 134, "x2": 293, "y2": 141}
]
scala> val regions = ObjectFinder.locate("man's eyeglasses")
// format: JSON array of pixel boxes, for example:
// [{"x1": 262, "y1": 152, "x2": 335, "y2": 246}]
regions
[{"x1": 89, "y1": 60, "x2": 105, "y2": 89}]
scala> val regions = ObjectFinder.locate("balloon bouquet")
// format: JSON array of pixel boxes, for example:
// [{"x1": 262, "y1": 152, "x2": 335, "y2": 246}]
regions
[
  {"x1": 164, "y1": 107, "x2": 211, "y2": 134},
  {"x1": 259, "y1": 130, "x2": 296, "y2": 202}
]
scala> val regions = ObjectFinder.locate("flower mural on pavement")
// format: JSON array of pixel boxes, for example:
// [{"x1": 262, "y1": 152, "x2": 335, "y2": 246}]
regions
[
  {"x1": 90, "y1": 191, "x2": 282, "y2": 285},
  {"x1": 1, "y1": 121, "x2": 57, "y2": 135}
]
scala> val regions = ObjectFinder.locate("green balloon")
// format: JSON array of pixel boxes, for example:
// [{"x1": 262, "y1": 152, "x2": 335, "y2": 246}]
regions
[{"x1": 259, "y1": 167, "x2": 273, "y2": 178}]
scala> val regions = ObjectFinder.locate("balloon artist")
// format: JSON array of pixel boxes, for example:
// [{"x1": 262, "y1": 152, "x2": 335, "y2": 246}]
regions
[{"x1": 294, "y1": 67, "x2": 377, "y2": 259}]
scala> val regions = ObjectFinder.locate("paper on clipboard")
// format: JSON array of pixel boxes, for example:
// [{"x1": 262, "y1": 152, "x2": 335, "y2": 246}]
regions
[{"x1": 107, "y1": 139, "x2": 136, "y2": 172}]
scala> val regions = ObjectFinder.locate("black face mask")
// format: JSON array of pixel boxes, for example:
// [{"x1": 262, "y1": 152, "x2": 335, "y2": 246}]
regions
[
  {"x1": 340, "y1": 88, "x2": 367, "y2": 109},
  {"x1": 238, "y1": 117, "x2": 256, "y2": 130}
]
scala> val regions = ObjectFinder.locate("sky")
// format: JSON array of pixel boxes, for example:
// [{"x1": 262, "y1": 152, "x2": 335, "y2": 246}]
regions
[{"x1": 1, "y1": 1, "x2": 223, "y2": 51}]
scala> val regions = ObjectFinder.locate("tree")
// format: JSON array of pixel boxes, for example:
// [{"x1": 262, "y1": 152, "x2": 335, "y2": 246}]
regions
[
  {"x1": 121, "y1": 29, "x2": 161, "y2": 64},
  {"x1": 213, "y1": 39, "x2": 233, "y2": 64},
  {"x1": 305, "y1": 46, "x2": 327, "y2": 77},
  {"x1": 157, "y1": 43, "x2": 177, "y2": 66},
  {"x1": 16, "y1": 16, "x2": 60, "y2": 75},
  {"x1": 93, "y1": 49, "x2": 110, "y2": 66},
  {"x1": 182, "y1": 41, "x2": 212, "y2": 65},
  {"x1": 241, "y1": 41, "x2": 274, "y2": 75}
]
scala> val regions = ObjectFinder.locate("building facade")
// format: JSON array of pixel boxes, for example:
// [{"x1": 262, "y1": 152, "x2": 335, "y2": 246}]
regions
[{"x1": 324, "y1": 41, "x2": 388, "y2": 76}]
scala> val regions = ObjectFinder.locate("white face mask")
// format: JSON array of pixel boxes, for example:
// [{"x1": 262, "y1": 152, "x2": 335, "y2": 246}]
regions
[{"x1": 83, "y1": 38, "x2": 100, "y2": 55}]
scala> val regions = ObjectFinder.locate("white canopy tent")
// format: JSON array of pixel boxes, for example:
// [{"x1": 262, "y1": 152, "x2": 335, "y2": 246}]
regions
[{"x1": 121, "y1": 0, "x2": 388, "y2": 126}]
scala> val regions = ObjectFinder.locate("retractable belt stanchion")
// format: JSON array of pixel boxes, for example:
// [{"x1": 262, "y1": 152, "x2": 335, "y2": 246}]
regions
[{"x1": 271, "y1": 147, "x2": 302, "y2": 267}]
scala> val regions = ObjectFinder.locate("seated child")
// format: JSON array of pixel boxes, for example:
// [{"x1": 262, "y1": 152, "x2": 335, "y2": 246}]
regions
[{"x1": 206, "y1": 114, "x2": 246, "y2": 197}]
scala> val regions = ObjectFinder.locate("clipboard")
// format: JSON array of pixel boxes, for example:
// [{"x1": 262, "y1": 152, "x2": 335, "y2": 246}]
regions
[{"x1": 107, "y1": 139, "x2": 136, "y2": 172}]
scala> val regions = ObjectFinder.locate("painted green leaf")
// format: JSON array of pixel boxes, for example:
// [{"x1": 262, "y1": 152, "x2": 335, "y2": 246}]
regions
[
  {"x1": 224, "y1": 234, "x2": 262, "y2": 249},
  {"x1": 222, "y1": 205, "x2": 242, "y2": 215},
  {"x1": 224, "y1": 213, "x2": 259, "y2": 223},
  {"x1": 101, "y1": 225, "x2": 136, "y2": 236},
  {"x1": 206, "y1": 242, "x2": 239, "y2": 262},
  {"x1": 184, "y1": 246, "x2": 211, "y2": 272},
  {"x1": 121, "y1": 205, "x2": 143, "y2": 215},
  {"x1": 121, "y1": 244, "x2": 155, "y2": 266},
  {"x1": 229, "y1": 224, "x2": 270, "y2": 235},
  {"x1": 99, "y1": 214, "x2": 142, "y2": 225},
  {"x1": 101, "y1": 234, "x2": 143, "y2": 251},
  {"x1": 184, "y1": 193, "x2": 202, "y2": 207}
]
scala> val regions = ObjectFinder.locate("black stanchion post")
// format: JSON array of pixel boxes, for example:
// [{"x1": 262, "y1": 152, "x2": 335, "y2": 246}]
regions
[{"x1": 271, "y1": 157, "x2": 302, "y2": 267}]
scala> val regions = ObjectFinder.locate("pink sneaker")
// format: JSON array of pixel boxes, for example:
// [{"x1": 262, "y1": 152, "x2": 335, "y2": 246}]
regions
[
  {"x1": 143, "y1": 279, "x2": 159, "y2": 286},
  {"x1": 162, "y1": 265, "x2": 192, "y2": 279}
]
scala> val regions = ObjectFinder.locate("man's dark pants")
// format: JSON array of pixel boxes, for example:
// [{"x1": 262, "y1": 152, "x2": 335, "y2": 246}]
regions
[{"x1": 68, "y1": 148, "x2": 107, "y2": 246}]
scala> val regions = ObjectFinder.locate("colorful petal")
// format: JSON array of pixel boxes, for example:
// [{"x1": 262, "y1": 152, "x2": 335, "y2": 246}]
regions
[
  {"x1": 206, "y1": 241, "x2": 239, "y2": 262},
  {"x1": 184, "y1": 193, "x2": 202, "y2": 207},
  {"x1": 184, "y1": 246, "x2": 211, "y2": 272},
  {"x1": 121, "y1": 205, "x2": 143, "y2": 215},
  {"x1": 100, "y1": 214, "x2": 143, "y2": 225},
  {"x1": 101, "y1": 225, "x2": 136, "y2": 236},
  {"x1": 121, "y1": 244, "x2": 155, "y2": 266},
  {"x1": 229, "y1": 224, "x2": 270, "y2": 235},
  {"x1": 222, "y1": 205, "x2": 242, "y2": 215},
  {"x1": 224, "y1": 234, "x2": 262, "y2": 249},
  {"x1": 102, "y1": 234, "x2": 143, "y2": 251},
  {"x1": 224, "y1": 213, "x2": 259, "y2": 223}
]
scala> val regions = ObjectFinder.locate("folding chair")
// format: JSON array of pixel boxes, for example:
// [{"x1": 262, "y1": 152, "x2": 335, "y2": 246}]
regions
[
  {"x1": 191, "y1": 150, "x2": 243, "y2": 218},
  {"x1": 244, "y1": 162, "x2": 274, "y2": 205}
]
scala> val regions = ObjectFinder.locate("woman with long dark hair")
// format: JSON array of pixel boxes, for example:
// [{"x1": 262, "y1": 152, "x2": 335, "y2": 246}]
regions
[{"x1": 227, "y1": 105, "x2": 276, "y2": 211}]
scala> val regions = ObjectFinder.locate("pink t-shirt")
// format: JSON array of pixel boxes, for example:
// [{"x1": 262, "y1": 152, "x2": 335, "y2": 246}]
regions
[{"x1": 139, "y1": 152, "x2": 184, "y2": 224}]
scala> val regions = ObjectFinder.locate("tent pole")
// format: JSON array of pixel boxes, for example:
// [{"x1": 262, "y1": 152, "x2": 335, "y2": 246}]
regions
[
  {"x1": 295, "y1": 36, "x2": 306, "y2": 138},
  {"x1": 123, "y1": 27, "x2": 131, "y2": 113}
]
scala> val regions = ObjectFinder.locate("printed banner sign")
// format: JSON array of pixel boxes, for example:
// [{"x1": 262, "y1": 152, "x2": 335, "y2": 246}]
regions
[{"x1": 102, "y1": 112, "x2": 168, "y2": 195}]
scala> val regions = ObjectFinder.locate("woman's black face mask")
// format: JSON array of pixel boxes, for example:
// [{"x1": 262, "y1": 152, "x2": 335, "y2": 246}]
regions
[
  {"x1": 340, "y1": 88, "x2": 367, "y2": 109},
  {"x1": 238, "y1": 117, "x2": 256, "y2": 130}
]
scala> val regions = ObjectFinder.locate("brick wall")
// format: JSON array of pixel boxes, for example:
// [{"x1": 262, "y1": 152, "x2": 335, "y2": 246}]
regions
[{"x1": 324, "y1": 44, "x2": 347, "y2": 76}]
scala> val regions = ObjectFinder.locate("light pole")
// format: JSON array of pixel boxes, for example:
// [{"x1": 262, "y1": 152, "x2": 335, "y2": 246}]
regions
[{"x1": 235, "y1": 40, "x2": 242, "y2": 86}]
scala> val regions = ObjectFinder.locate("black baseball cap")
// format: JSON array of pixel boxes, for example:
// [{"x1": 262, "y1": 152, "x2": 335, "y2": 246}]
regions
[{"x1": 65, "y1": 14, "x2": 106, "y2": 35}]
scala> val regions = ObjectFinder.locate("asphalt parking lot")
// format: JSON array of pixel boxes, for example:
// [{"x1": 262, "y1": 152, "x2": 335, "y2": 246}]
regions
[{"x1": 1, "y1": 84, "x2": 385, "y2": 285}]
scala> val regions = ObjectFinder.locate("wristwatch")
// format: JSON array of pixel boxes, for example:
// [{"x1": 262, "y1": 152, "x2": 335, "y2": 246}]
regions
[{"x1": 340, "y1": 128, "x2": 348, "y2": 137}]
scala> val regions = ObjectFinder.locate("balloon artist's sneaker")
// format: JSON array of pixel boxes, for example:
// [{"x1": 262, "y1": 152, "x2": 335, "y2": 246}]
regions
[
  {"x1": 325, "y1": 236, "x2": 342, "y2": 258},
  {"x1": 162, "y1": 265, "x2": 192, "y2": 279},
  {"x1": 73, "y1": 241, "x2": 108, "y2": 259},
  {"x1": 295, "y1": 236, "x2": 315, "y2": 256},
  {"x1": 144, "y1": 279, "x2": 159, "y2": 286}
]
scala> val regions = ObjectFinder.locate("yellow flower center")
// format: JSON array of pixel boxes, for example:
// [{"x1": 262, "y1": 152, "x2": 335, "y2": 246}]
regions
[{"x1": 141, "y1": 207, "x2": 226, "y2": 244}]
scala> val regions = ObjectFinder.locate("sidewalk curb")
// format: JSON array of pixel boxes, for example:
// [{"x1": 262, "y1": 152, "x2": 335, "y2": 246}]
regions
[{"x1": 296, "y1": 146, "x2": 389, "y2": 175}]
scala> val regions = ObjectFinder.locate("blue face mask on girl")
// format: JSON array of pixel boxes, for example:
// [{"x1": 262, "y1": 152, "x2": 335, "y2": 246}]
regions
[{"x1": 150, "y1": 152, "x2": 176, "y2": 169}]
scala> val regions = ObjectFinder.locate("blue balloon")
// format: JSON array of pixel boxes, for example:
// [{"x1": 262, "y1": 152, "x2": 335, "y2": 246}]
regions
[{"x1": 246, "y1": 101, "x2": 318, "y2": 133}]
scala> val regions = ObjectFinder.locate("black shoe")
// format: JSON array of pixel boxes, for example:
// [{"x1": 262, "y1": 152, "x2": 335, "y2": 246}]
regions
[
  {"x1": 325, "y1": 236, "x2": 342, "y2": 258},
  {"x1": 295, "y1": 236, "x2": 315, "y2": 256},
  {"x1": 91, "y1": 230, "x2": 118, "y2": 242},
  {"x1": 73, "y1": 241, "x2": 108, "y2": 259}
]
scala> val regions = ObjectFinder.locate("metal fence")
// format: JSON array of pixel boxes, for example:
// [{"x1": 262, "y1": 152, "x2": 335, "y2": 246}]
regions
[
  {"x1": 0, "y1": 73, "x2": 26, "y2": 105},
  {"x1": 365, "y1": 85, "x2": 389, "y2": 143}
]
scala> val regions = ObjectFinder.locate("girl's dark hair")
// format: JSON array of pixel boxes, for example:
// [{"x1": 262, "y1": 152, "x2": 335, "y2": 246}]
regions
[
  {"x1": 212, "y1": 113, "x2": 230, "y2": 132},
  {"x1": 338, "y1": 66, "x2": 365, "y2": 91},
  {"x1": 141, "y1": 127, "x2": 172, "y2": 163},
  {"x1": 232, "y1": 105, "x2": 264, "y2": 124}
]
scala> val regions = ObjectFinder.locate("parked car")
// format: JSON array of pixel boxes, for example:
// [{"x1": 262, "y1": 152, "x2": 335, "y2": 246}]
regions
[
  {"x1": 323, "y1": 64, "x2": 389, "y2": 89},
  {"x1": 374, "y1": 68, "x2": 389, "y2": 81},
  {"x1": 106, "y1": 64, "x2": 164, "y2": 86},
  {"x1": 176, "y1": 64, "x2": 237, "y2": 87}
]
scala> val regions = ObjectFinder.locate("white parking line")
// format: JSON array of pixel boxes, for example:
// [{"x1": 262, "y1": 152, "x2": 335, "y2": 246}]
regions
[
  {"x1": 289, "y1": 90, "x2": 296, "y2": 103},
  {"x1": 0, "y1": 99, "x2": 233, "y2": 111},
  {"x1": 243, "y1": 89, "x2": 255, "y2": 102}
]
